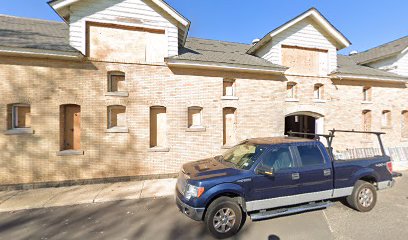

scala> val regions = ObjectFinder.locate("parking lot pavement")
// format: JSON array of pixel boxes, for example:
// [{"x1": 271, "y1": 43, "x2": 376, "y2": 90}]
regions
[
  {"x1": 0, "y1": 173, "x2": 405, "y2": 240},
  {"x1": 323, "y1": 173, "x2": 408, "y2": 240}
]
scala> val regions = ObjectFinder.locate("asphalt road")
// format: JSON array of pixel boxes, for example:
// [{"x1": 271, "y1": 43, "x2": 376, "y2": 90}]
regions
[{"x1": 0, "y1": 174, "x2": 406, "y2": 240}]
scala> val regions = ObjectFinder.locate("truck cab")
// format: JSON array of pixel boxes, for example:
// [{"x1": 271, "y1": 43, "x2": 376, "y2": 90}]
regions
[{"x1": 176, "y1": 131, "x2": 394, "y2": 239}]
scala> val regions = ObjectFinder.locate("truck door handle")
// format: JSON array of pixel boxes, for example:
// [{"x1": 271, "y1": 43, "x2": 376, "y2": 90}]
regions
[
  {"x1": 292, "y1": 173, "x2": 300, "y2": 180},
  {"x1": 323, "y1": 169, "x2": 331, "y2": 176}
]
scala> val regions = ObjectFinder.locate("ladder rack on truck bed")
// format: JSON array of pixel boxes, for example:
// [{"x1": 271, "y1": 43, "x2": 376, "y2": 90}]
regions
[{"x1": 287, "y1": 129, "x2": 387, "y2": 159}]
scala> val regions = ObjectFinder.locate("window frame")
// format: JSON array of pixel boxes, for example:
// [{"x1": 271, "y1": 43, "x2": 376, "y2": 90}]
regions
[
  {"x1": 286, "y1": 82, "x2": 297, "y2": 99},
  {"x1": 362, "y1": 86, "x2": 372, "y2": 102},
  {"x1": 11, "y1": 104, "x2": 31, "y2": 129},
  {"x1": 255, "y1": 145, "x2": 297, "y2": 173},
  {"x1": 381, "y1": 110, "x2": 392, "y2": 128},
  {"x1": 402, "y1": 110, "x2": 408, "y2": 138},
  {"x1": 293, "y1": 143, "x2": 326, "y2": 168},
  {"x1": 223, "y1": 78, "x2": 236, "y2": 97},
  {"x1": 313, "y1": 83, "x2": 323, "y2": 100},
  {"x1": 187, "y1": 106, "x2": 203, "y2": 128},
  {"x1": 107, "y1": 105, "x2": 127, "y2": 129},
  {"x1": 108, "y1": 71, "x2": 126, "y2": 93}
]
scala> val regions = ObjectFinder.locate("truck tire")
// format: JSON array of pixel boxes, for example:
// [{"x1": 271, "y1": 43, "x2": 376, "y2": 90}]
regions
[
  {"x1": 346, "y1": 180, "x2": 377, "y2": 212},
  {"x1": 204, "y1": 197, "x2": 244, "y2": 239}
]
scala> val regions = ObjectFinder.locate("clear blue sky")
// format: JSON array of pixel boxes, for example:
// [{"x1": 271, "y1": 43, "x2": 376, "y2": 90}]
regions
[{"x1": 1, "y1": 0, "x2": 406, "y2": 54}]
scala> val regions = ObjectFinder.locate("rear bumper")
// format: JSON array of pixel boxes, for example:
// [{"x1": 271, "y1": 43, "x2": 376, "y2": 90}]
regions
[
  {"x1": 176, "y1": 194, "x2": 205, "y2": 221},
  {"x1": 378, "y1": 179, "x2": 395, "y2": 190}
]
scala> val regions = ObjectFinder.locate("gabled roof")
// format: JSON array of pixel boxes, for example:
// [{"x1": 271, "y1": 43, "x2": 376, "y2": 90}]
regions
[
  {"x1": 165, "y1": 37, "x2": 288, "y2": 73},
  {"x1": 350, "y1": 35, "x2": 408, "y2": 64},
  {"x1": 331, "y1": 55, "x2": 408, "y2": 82},
  {"x1": 48, "y1": 0, "x2": 191, "y2": 45},
  {"x1": 247, "y1": 8, "x2": 351, "y2": 54},
  {"x1": 0, "y1": 14, "x2": 81, "y2": 58}
]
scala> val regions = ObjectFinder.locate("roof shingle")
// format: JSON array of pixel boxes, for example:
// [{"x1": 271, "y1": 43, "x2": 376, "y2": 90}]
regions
[
  {"x1": 0, "y1": 14, "x2": 78, "y2": 53},
  {"x1": 333, "y1": 55, "x2": 407, "y2": 80},
  {"x1": 350, "y1": 36, "x2": 408, "y2": 64},
  {"x1": 167, "y1": 37, "x2": 287, "y2": 71}
]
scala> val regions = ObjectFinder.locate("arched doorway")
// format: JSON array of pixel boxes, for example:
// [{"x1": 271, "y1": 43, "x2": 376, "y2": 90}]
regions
[{"x1": 284, "y1": 111, "x2": 324, "y2": 139}]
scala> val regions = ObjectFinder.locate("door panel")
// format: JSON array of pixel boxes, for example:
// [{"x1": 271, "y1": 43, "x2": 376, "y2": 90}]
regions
[
  {"x1": 294, "y1": 144, "x2": 332, "y2": 197},
  {"x1": 63, "y1": 105, "x2": 80, "y2": 150},
  {"x1": 248, "y1": 146, "x2": 299, "y2": 203}
]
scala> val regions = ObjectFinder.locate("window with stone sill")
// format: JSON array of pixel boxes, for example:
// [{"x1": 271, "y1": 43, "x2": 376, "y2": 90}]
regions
[
  {"x1": 150, "y1": 106, "x2": 167, "y2": 148},
  {"x1": 223, "y1": 79, "x2": 236, "y2": 97},
  {"x1": 188, "y1": 107, "x2": 203, "y2": 129},
  {"x1": 402, "y1": 111, "x2": 408, "y2": 138},
  {"x1": 362, "y1": 110, "x2": 372, "y2": 139},
  {"x1": 363, "y1": 86, "x2": 372, "y2": 102},
  {"x1": 286, "y1": 82, "x2": 297, "y2": 99},
  {"x1": 7, "y1": 103, "x2": 31, "y2": 130},
  {"x1": 107, "y1": 105, "x2": 127, "y2": 129},
  {"x1": 313, "y1": 83, "x2": 324, "y2": 100},
  {"x1": 108, "y1": 71, "x2": 126, "y2": 92},
  {"x1": 382, "y1": 110, "x2": 392, "y2": 128}
]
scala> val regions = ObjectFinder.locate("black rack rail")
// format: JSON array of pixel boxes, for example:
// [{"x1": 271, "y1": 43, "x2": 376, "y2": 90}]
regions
[{"x1": 288, "y1": 129, "x2": 386, "y2": 158}]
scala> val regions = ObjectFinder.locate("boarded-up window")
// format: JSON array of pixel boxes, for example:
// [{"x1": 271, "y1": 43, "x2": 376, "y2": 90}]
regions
[
  {"x1": 314, "y1": 84, "x2": 324, "y2": 99},
  {"x1": 108, "y1": 72, "x2": 125, "y2": 92},
  {"x1": 363, "y1": 86, "x2": 372, "y2": 101},
  {"x1": 7, "y1": 104, "x2": 31, "y2": 129},
  {"x1": 382, "y1": 110, "x2": 392, "y2": 128},
  {"x1": 223, "y1": 107, "x2": 237, "y2": 146},
  {"x1": 362, "y1": 110, "x2": 372, "y2": 139},
  {"x1": 188, "y1": 107, "x2": 203, "y2": 128},
  {"x1": 402, "y1": 111, "x2": 408, "y2": 138},
  {"x1": 150, "y1": 106, "x2": 167, "y2": 148},
  {"x1": 60, "y1": 104, "x2": 81, "y2": 150},
  {"x1": 282, "y1": 45, "x2": 327, "y2": 75},
  {"x1": 87, "y1": 23, "x2": 167, "y2": 63},
  {"x1": 287, "y1": 82, "x2": 297, "y2": 98},
  {"x1": 108, "y1": 106, "x2": 126, "y2": 129},
  {"x1": 223, "y1": 79, "x2": 236, "y2": 96}
]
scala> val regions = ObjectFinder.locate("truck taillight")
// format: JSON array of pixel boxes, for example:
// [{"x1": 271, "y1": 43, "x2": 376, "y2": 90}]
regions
[{"x1": 386, "y1": 161, "x2": 393, "y2": 174}]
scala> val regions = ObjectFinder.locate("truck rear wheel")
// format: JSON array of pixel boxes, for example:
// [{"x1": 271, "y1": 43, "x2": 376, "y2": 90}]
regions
[
  {"x1": 347, "y1": 180, "x2": 377, "y2": 212},
  {"x1": 204, "y1": 197, "x2": 243, "y2": 239}
]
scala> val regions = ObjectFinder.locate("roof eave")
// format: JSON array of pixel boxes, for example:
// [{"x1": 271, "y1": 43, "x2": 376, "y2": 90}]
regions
[
  {"x1": 330, "y1": 73, "x2": 407, "y2": 83},
  {"x1": 247, "y1": 8, "x2": 351, "y2": 55},
  {"x1": 165, "y1": 59, "x2": 287, "y2": 75},
  {"x1": 0, "y1": 46, "x2": 84, "y2": 60}
]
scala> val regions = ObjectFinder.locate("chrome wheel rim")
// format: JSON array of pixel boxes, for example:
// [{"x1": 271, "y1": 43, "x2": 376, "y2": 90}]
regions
[
  {"x1": 358, "y1": 187, "x2": 373, "y2": 207},
  {"x1": 213, "y1": 208, "x2": 236, "y2": 233}
]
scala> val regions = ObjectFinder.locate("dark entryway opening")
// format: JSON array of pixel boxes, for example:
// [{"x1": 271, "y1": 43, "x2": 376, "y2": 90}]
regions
[{"x1": 285, "y1": 115, "x2": 316, "y2": 139}]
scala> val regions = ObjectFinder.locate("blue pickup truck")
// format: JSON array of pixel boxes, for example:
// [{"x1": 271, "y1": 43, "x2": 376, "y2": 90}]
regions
[{"x1": 175, "y1": 130, "x2": 395, "y2": 238}]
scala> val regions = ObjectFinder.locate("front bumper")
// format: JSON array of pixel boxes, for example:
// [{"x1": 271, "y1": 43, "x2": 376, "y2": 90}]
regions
[{"x1": 176, "y1": 194, "x2": 205, "y2": 221}]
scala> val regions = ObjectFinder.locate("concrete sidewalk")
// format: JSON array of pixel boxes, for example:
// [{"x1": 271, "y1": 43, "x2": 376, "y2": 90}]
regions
[{"x1": 0, "y1": 178, "x2": 177, "y2": 213}]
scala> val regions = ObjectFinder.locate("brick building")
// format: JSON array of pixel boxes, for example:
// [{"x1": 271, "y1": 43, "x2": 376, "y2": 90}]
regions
[{"x1": 1, "y1": 1, "x2": 407, "y2": 186}]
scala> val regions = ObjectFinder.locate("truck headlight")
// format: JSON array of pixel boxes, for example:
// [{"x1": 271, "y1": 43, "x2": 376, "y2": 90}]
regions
[{"x1": 184, "y1": 184, "x2": 205, "y2": 201}]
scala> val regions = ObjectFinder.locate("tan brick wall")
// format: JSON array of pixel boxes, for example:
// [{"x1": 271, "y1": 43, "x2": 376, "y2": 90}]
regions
[{"x1": 1, "y1": 56, "x2": 407, "y2": 185}]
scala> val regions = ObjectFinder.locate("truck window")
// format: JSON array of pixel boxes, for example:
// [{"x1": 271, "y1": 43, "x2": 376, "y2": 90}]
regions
[
  {"x1": 259, "y1": 146, "x2": 294, "y2": 172},
  {"x1": 221, "y1": 143, "x2": 266, "y2": 170},
  {"x1": 297, "y1": 145, "x2": 325, "y2": 167}
]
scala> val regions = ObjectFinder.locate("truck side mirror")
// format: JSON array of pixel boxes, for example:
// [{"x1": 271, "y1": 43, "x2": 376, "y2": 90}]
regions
[{"x1": 256, "y1": 165, "x2": 274, "y2": 176}]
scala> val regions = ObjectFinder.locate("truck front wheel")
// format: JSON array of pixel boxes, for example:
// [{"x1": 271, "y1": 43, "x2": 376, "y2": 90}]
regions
[
  {"x1": 347, "y1": 180, "x2": 377, "y2": 212},
  {"x1": 204, "y1": 197, "x2": 244, "y2": 239}
]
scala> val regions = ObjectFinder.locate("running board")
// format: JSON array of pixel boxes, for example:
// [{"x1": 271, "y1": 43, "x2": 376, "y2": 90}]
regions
[{"x1": 249, "y1": 201, "x2": 332, "y2": 221}]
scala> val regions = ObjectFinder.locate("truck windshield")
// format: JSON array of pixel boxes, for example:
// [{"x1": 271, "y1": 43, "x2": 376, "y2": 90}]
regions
[{"x1": 221, "y1": 143, "x2": 264, "y2": 170}]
